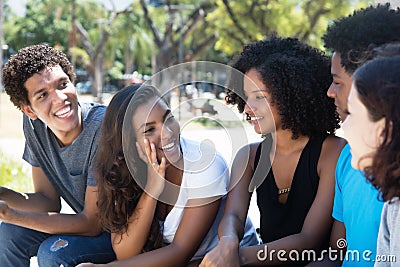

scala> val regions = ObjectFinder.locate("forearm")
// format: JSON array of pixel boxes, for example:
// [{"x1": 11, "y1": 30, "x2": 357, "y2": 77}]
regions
[
  {"x1": 0, "y1": 186, "x2": 60, "y2": 212},
  {"x1": 198, "y1": 213, "x2": 243, "y2": 267},
  {"x1": 113, "y1": 192, "x2": 158, "y2": 259},
  {"x1": 0, "y1": 208, "x2": 101, "y2": 236},
  {"x1": 218, "y1": 212, "x2": 245, "y2": 241},
  {"x1": 105, "y1": 243, "x2": 189, "y2": 267}
]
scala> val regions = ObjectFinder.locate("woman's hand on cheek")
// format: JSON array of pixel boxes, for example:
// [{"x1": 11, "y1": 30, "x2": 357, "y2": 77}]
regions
[{"x1": 136, "y1": 139, "x2": 166, "y2": 198}]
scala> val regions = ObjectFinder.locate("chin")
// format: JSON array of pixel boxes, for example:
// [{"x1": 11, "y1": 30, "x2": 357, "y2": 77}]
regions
[
  {"x1": 253, "y1": 126, "x2": 262, "y2": 135},
  {"x1": 351, "y1": 156, "x2": 370, "y2": 171},
  {"x1": 350, "y1": 158, "x2": 361, "y2": 170}
]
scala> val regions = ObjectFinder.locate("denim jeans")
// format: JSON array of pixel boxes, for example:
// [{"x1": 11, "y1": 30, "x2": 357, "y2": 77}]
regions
[{"x1": 0, "y1": 222, "x2": 115, "y2": 267}]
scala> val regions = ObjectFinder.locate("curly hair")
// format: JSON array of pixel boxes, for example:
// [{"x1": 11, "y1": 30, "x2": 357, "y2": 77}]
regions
[
  {"x1": 323, "y1": 3, "x2": 400, "y2": 74},
  {"x1": 353, "y1": 55, "x2": 400, "y2": 202},
  {"x1": 226, "y1": 36, "x2": 339, "y2": 139},
  {"x1": 2, "y1": 44, "x2": 76, "y2": 109},
  {"x1": 95, "y1": 84, "x2": 165, "y2": 252}
]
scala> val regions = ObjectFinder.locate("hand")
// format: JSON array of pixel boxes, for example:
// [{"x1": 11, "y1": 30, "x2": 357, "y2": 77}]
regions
[
  {"x1": 200, "y1": 236, "x2": 240, "y2": 267},
  {"x1": 136, "y1": 139, "x2": 166, "y2": 198},
  {"x1": 0, "y1": 186, "x2": 9, "y2": 201},
  {"x1": 0, "y1": 200, "x2": 11, "y2": 221},
  {"x1": 74, "y1": 263, "x2": 98, "y2": 267}
]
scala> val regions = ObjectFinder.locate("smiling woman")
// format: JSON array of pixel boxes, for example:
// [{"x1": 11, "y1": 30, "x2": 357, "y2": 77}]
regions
[
  {"x1": 84, "y1": 84, "x2": 260, "y2": 267},
  {"x1": 201, "y1": 36, "x2": 345, "y2": 267}
]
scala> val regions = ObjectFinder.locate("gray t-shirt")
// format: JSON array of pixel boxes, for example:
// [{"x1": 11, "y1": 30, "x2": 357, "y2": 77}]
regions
[
  {"x1": 22, "y1": 102, "x2": 105, "y2": 213},
  {"x1": 375, "y1": 198, "x2": 400, "y2": 267}
]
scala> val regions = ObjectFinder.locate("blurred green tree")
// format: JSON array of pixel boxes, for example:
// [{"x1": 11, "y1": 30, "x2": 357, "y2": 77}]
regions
[
  {"x1": 0, "y1": 151, "x2": 32, "y2": 193},
  {"x1": 2, "y1": 0, "x2": 374, "y2": 90},
  {"x1": 207, "y1": 0, "x2": 373, "y2": 56},
  {"x1": 2, "y1": 0, "x2": 153, "y2": 102}
]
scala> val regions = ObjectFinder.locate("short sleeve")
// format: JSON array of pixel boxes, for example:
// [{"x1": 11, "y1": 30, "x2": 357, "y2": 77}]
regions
[
  {"x1": 332, "y1": 146, "x2": 347, "y2": 222},
  {"x1": 185, "y1": 154, "x2": 229, "y2": 200},
  {"x1": 22, "y1": 140, "x2": 40, "y2": 167},
  {"x1": 85, "y1": 130, "x2": 101, "y2": 187},
  {"x1": 375, "y1": 202, "x2": 390, "y2": 267},
  {"x1": 86, "y1": 166, "x2": 97, "y2": 186}
]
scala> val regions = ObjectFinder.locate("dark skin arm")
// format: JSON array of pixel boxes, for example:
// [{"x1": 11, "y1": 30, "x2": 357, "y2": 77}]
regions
[
  {"x1": 306, "y1": 220, "x2": 346, "y2": 267},
  {"x1": 0, "y1": 166, "x2": 102, "y2": 236},
  {"x1": 0, "y1": 166, "x2": 61, "y2": 212},
  {"x1": 112, "y1": 140, "x2": 167, "y2": 260},
  {"x1": 200, "y1": 143, "x2": 258, "y2": 267},
  {"x1": 77, "y1": 196, "x2": 222, "y2": 267},
  {"x1": 239, "y1": 136, "x2": 345, "y2": 265},
  {"x1": 202, "y1": 136, "x2": 346, "y2": 266}
]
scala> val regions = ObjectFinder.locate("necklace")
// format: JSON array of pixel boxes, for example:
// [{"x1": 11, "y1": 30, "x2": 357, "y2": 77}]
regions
[{"x1": 278, "y1": 187, "x2": 290, "y2": 195}]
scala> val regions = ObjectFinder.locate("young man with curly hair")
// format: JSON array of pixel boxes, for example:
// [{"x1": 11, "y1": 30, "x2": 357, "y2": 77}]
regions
[
  {"x1": 321, "y1": 4, "x2": 400, "y2": 266},
  {"x1": 0, "y1": 44, "x2": 115, "y2": 266}
]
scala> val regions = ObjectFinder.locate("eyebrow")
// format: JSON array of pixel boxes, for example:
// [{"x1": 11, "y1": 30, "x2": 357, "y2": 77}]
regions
[
  {"x1": 138, "y1": 109, "x2": 172, "y2": 130},
  {"x1": 32, "y1": 77, "x2": 69, "y2": 97},
  {"x1": 32, "y1": 88, "x2": 46, "y2": 97},
  {"x1": 331, "y1": 73, "x2": 341, "y2": 79}
]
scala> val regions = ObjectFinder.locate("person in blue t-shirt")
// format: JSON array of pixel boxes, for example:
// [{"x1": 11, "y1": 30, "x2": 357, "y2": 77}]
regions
[{"x1": 317, "y1": 4, "x2": 400, "y2": 266}]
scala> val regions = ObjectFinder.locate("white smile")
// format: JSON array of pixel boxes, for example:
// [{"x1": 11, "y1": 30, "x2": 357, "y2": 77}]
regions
[
  {"x1": 250, "y1": 116, "x2": 263, "y2": 121},
  {"x1": 161, "y1": 142, "x2": 175, "y2": 151},
  {"x1": 54, "y1": 106, "x2": 71, "y2": 118}
]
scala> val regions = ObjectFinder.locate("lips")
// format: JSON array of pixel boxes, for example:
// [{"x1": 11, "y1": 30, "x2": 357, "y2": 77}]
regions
[
  {"x1": 250, "y1": 116, "x2": 263, "y2": 121},
  {"x1": 54, "y1": 105, "x2": 71, "y2": 118},
  {"x1": 160, "y1": 141, "x2": 176, "y2": 152}
]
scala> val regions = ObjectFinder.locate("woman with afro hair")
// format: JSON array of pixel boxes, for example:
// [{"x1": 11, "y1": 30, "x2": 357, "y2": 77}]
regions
[{"x1": 201, "y1": 36, "x2": 346, "y2": 266}]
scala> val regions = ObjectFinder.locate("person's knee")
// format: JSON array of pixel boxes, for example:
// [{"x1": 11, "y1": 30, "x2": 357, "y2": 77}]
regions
[
  {"x1": 38, "y1": 233, "x2": 116, "y2": 267},
  {"x1": 37, "y1": 236, "x2": 71, "y2": 267}
]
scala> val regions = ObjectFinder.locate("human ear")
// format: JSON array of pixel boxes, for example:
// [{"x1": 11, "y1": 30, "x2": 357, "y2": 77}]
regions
[
  {"x1": 376, "y1": 118, "x2": 390, "y2": 146},
  {"x1": 21, "y1": 105, "x2": 38, "y2": 120}
]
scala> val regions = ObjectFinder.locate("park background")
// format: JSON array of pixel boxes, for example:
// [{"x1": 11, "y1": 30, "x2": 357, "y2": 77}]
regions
[{"x1": 0, "y1": 0, "x2": 399, "y2": 266}]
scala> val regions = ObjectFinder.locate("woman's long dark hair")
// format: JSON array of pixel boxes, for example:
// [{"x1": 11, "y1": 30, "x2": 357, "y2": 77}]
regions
[
  {"x1": 95, "y1": 84, "x2": 164, "y2": 252},
  {"x1": 353, "y1": 56, "x2": 400, "y2": 202}
]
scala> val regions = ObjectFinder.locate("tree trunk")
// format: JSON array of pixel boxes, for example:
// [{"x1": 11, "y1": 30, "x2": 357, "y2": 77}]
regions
[
  {"x1": 92, "y1": 50, "x2": 104, "y2": 103},
  {"x1": 124, "y1": 40, "x2": 133, "y2": 86},
  {"x1": 0, "y1": 0, "x2": 3, "y2": 91}
]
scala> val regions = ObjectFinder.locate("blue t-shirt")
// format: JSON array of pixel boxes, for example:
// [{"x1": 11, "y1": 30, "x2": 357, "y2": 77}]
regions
[{"x1": 332, "y1": 144, "x2": 383, "y2": 266}]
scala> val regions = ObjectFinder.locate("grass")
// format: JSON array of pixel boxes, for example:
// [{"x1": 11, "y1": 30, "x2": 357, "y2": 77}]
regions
[{"x1": 0, "y1": 150, "x2": 33, "y2": 193}]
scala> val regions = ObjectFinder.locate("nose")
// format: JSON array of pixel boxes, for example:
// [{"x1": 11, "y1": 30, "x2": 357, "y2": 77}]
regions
[
  {"x1": 244, "y1": 101, "x2": 255, "y2": 115},
  {"x1": 161, "y1": 124, "x2": 173, "y2": 141},
  {"x1": 53, "y1": 89, "x2": 68, "y2": 103},
  {"x1": 327, "y1": 83, "x2": 337, "y2": 99}
]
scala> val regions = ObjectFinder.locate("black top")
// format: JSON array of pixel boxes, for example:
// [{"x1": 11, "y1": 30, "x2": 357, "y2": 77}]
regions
[{"x1": 254, "y1": 134, "x2": 328, "y2": 266}]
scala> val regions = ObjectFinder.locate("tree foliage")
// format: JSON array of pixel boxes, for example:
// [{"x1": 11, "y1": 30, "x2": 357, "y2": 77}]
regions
[
  {"x1": 2, "y1": 0, "x2": 373, "y2": 102},
  {"x1": 2, "y1": 0, "x2": 154, "y2": 102},
  {"x1": 207, "y1": 0, "x2": 373, "y2": 56}
]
